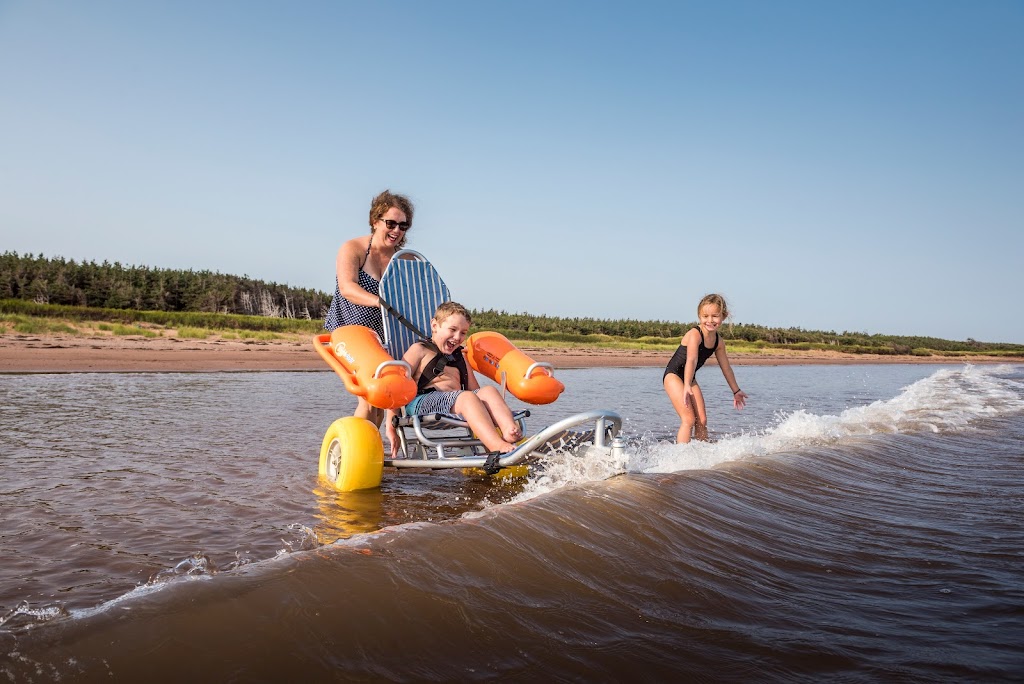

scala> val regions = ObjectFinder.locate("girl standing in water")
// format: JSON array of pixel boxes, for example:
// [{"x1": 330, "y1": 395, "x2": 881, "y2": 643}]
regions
[{"x1": 663, "y1": 293, "x2": 748, "y2": 443}]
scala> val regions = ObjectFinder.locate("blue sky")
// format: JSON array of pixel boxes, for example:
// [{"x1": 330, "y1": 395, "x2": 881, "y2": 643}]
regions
[{"x1": 1, "y1": 1, "x2": 1021, "y2": 343}]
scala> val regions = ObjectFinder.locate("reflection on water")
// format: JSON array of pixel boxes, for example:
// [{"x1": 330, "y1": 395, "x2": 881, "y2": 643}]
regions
[{"x1": 312, "y1": 485, "x2": 385, "y2": 544}]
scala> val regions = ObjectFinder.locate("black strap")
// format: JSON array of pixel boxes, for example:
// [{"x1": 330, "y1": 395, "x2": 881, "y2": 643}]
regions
[
  {"x1": 482, "y1": 452, "x2": 503, "y2": 475},
  {"x1": 378, "y1": 296, "x2": 434, "y2": 345},
  {"x1": 416, "y1": 347, "x2": 468, "y2": 394},
  {"x1": 360, "y1": 240, "x2": 371, "y2": 268},
  {"x1": 417, "y1": 351, "x2": 442, "y2": 394}
]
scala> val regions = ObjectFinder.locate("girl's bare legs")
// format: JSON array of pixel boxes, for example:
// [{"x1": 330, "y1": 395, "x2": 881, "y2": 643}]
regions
[
  {"x1": 689, "y1": 384, "x2": 709, "y2": 441},
  {"x1": 475, "y1": 386, "x2": 521, "y2": 442},
  {"x1": 664, "y1": 374, "x2": 696, "y2": 443},
  {"x1": 664, "y1": 376, "x2": 710, "y2": 443},
  {"x1": 453, "y1": 391, "x2": 515, "y2": 453}
]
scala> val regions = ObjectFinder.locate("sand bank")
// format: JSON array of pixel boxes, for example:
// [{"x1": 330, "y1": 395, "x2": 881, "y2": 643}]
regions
[{"x1": 2, "y1": 332, "x2": 1020, "y2": 374}]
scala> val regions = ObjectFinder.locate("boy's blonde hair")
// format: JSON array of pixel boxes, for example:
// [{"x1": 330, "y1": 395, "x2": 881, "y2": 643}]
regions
[{"x1": 434, "y1": 301, "x2": 471, "y2": 324}]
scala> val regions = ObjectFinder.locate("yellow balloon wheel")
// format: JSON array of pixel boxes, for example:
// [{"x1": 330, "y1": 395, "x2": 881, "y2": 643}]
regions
[
  {"x1": 461, "y1": 464, "x2": 529, "y2": 480},
  {"x1": 318, "y1": 417, "x2": 384, "y2": 492}
]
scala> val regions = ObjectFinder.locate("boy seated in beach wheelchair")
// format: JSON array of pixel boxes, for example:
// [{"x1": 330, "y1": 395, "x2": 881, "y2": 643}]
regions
[
  {"x1": 385, "y1": 301, "x2": 526, "y2": 461},
  {"x1": 313, "y1": 249, "x2": 622, "y2": 491}
]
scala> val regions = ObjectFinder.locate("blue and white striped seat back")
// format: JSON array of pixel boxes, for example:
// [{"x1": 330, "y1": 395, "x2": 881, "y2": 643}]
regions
[{"x1": 378, "y1": 250, "x2": 451, "y2": 361}]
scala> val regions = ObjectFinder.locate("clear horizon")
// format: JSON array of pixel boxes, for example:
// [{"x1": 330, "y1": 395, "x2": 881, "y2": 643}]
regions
[{"x1": 2, "y1": 2, "x2": 1021, "y2": 343}]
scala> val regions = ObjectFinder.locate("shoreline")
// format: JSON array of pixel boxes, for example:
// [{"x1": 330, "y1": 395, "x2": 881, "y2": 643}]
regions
[{"x1": 2, "y1": 332, "x2": 1022, "y2": 373}]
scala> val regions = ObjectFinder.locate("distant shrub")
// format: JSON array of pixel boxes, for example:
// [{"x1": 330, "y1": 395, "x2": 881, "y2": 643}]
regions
[
  {"x1": 177, "y1": 327, "x2": 211, "y2": 339},
  {"x1": 110, "y1": 323, "x2": 160, "y2": 338},
  {"x1": 238, "y1": 330, "x2": 281, "y2": 341},
  {"x1": 11, "y1": 318, "x2": 78, "y2": 335}
]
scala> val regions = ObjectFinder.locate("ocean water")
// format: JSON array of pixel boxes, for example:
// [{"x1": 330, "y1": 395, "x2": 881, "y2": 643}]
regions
[{"x1": 1, "y1": 363, "x2": 1023, "y2": 681}]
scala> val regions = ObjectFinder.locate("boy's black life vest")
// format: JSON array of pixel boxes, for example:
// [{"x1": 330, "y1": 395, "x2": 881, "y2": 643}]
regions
[{"x1": 416, "y1": 343, "x2": 469, "y2": 394}]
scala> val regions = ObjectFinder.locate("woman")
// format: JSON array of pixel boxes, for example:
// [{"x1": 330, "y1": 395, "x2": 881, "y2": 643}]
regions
[{"x1": 324, "y1": 189, "x2": 415, "y2": 425}]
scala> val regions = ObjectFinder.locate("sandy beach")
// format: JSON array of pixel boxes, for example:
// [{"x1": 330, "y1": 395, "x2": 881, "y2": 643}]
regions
[{"x1": 2, "y1": 332, "x2": 1021, "y2": 373}]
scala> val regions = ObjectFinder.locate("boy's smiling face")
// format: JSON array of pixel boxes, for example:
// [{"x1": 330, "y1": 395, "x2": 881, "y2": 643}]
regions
[{"x1": 430, "y1": 313, "x2": 470, "y2": 354}]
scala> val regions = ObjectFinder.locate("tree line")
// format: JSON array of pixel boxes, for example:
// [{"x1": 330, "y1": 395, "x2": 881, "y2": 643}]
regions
[
  {"x1": 3, "y1": 251, "x2": 1021, "y2": 354},
  {"x1": 471, "y1": 309, "x2": 1020, "y2": 353},
  {"x1": 1, "y1": 251, "x2": 330, "y2": 319}
]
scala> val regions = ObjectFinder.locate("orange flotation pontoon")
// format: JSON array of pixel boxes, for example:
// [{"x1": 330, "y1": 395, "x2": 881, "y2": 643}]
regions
[
  {"x1": 313, "y1": 325, "x2": 416, "y2": 410},
  {"x1": 465, "y1": 331, "x2": 564, "y2": 405}
]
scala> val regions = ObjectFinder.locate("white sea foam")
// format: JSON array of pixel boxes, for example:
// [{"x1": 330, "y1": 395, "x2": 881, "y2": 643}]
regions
[
  {"x1": 638, "y1": 364, "x2": 1023, "y2": 475},
  {"x1": 512, "y1": 365, "x2": 1024, "y2": 495},
  {"x1": 510, "y1": 442, "x2": 631, "y2": 502}
]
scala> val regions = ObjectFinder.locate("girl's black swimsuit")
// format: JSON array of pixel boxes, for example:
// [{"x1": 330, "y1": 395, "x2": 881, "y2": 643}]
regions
[{"x1": 663, "y1": 327, "x2": 718, "y2": 381}]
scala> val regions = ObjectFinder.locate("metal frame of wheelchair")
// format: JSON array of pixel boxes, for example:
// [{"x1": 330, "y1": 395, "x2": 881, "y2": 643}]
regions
[{"x1": 387, "y1": 407, "x2": 624, "y2": 472}]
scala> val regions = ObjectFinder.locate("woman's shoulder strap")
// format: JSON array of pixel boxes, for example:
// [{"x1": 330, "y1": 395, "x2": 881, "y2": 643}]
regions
[{"x1": 360, "y1": 236, "x2": 373, "y2": 268}]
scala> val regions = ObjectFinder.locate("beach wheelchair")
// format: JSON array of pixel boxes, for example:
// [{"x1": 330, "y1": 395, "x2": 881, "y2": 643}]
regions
[{"x1": 313, "y1": 250, "x2": 623, "y2": 491}]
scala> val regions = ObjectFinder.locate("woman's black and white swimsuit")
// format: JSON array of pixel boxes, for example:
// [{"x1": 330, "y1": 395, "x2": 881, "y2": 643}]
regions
[{"x1": 324, "y1": 241, "x2": 385, "y2": 342}]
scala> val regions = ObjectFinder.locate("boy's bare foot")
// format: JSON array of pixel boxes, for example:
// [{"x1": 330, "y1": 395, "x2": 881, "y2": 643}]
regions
[
  {"x1": 490, "y1": 440, "x2": 515, "y2": 454},
  {"x1": 497, "y1": 417, "x2": 524, "y2": 444},
  {"x1": 499, "y1": 422, "x2": 522, "y2": 442}
]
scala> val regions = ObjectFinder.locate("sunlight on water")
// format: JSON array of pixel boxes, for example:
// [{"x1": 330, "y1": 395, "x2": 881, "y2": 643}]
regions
[{"x1": 510, "y1": 365, "x2": 1024, "y2": 489}]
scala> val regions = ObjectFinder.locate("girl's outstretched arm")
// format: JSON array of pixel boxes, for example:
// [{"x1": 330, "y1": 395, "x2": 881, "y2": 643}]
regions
[{"x1": 714, "y1": 343, "x2": 747, "y2": 409}]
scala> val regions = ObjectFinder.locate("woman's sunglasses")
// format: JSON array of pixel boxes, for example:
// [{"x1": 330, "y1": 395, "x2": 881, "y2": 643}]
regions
[{"x1": 380, "y1": 219, "x2": 411, "y2": 232}]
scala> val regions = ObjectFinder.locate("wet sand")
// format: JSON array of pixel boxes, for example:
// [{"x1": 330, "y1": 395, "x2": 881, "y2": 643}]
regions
[{"x1": 2, "y1": 332, "x2": 1020, "y2": 373}]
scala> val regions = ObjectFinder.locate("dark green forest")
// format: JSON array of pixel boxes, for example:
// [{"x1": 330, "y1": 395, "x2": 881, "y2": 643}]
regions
[
  {"x1": 3, "y1": 251, "x2": 1022, "y2": 355},
  {"x1": 1, "y1": 251, "x2": 330, "y2": 319}
]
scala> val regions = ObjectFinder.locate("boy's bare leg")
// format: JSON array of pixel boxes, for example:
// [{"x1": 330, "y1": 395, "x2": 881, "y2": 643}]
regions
[
  {"x1": 475, "y1": 386, "x2": 521, "y2": 441},
  {"x1": 453, "y1": 392, "x2": 515, "y2": 453}
]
